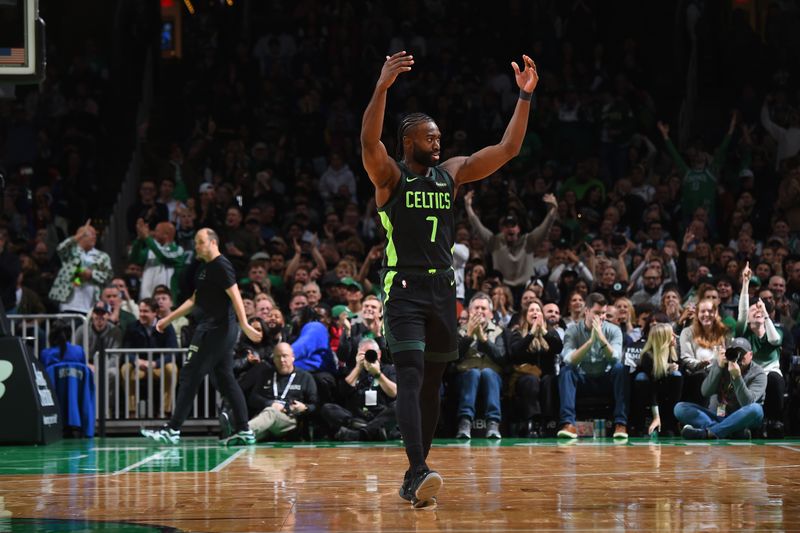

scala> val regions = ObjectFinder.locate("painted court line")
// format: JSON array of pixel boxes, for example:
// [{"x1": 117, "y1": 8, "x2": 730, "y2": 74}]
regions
[
  {"x1": 210, "y1": 449, "x2": 245, "y2": 472},
  {"x1": 111, "y1": 450, "x2": 171, "y2": 476},
  {"x1": 777, "y1": 445, "x2": 800, "y2": 453}
]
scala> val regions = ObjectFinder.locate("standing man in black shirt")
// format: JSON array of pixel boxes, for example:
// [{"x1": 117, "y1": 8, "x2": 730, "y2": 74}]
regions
[
  {"x1": 361, "y1": 50, "x2": 539, "y2": 507},
  {"x1": 141, "y1": 228, "x2": 262, "y2": 445}
]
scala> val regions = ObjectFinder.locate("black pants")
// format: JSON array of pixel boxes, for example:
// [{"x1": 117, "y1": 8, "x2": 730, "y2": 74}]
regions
[
  {"x1": 313, "y1": 371, "x2": 337, "y2": 405},
  {"x1": 168, "y1": 321, "x2": 249, "y2": 433},
  {"x1": 630, "y1": 373, "x2": 684, "y2": 433},
  {"x1": 320, "y1": 402, "x2": 397, "y2": 440},
  {"x1": 765, "y1": 371, "x2": 786, "y2": 422},
  {"x1": 515, "y1": 373, "x2": 557, "y2": 420},
  {"x1": 682, "y1": 372, "x2": 707, "y2": 407}
]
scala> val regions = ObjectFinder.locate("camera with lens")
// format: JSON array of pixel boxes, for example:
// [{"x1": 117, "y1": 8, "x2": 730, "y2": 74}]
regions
[
  {"x1": 724, "y1": 337, "x2": 751, "y2": 364},
  {"x1": 725, "y1": 346, "x2": 746, "y2": 363},
  {"x1": 364, "y1": 349, "x2": 378, "y2": 364}
]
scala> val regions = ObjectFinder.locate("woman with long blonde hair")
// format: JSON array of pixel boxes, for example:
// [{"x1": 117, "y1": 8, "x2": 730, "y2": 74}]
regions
[
  {"x1": 678, "y1": 298, "x2": 729, "y2": 404},
  {"x1": 631, "y1": 322, "x2": 683, "y2": 436},
  {"x1": 509, "y1": 300, "x2": 563, "y2": 437}
]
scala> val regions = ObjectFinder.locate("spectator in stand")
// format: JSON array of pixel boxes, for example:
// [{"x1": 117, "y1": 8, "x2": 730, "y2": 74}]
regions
[
  {"x1": 126, "y1": 179, "x2": 169, "y2": 237},
  {"x1": 563, "y1": 291, "x2": 585, "y2": 328},
  {"x1": 736, "y1": 264, "x2": 785, "y2": 436},
  {"x1": 761, "y1": 95, "x2": 800, "y2": 170},
  {"x1": 630, "y1": 323, "x2": 683, "y2": 436},
  {"x1": 543, "y1": 302, "x2": 566, "y2": 340},
  {"x1": 240, "y1": 342, "x2": 318, "y2": 441},
  {"x1": 768, "y1": 275, "x2": 797, "y2": 332},
  {"x1": 660, "y1": 285, "x2": 684, "y2": 326},
  {"x1": 130, "y1": 219, "x2": 186, "y2": 299},
  {"x1": 232, "y1": 316, "x2": 271, "y2": 379},
  {"x1": 557, "y1": 293, "x2": 628, "y2": 439},
  {"x1": 288, "y1": 293, "x2": 309, "y2": 316},
  {"x1": 509, "y1": 300, "x2": 563, "y2": 437},
  {"x1": 319, "y1": 152, "x2": 357, "y2": 206},
  {"x1": 121, "y1": 298, "x2": 178, "y2": 416},
  {"x1": 157, "y1": 176, "x2": 186, "y2": 224},
  {"x1": 339, "y1": 277, "x2": 365, "y2": 323},
  {"x1": 491, "y1": 284, "x2": 516, "y2": 328},
  {"x1": 99, "y1": 284, "x2": 136, "y2": 332},
  {"x1": 303, "y1": 282, "x2": 322, "y2": 308},
  {"x1": 110, "y1": 277, "x2": 140, "y2": 320},
  {"x1": 152, "y1": 285, "x2": 189, "y2": 346},
  {"x1": 220, "y1": 206, "x2": 261, "y2": 277},
  {"x1": 76, "y1": 301, "x2": 122, "y2": 374},
  {"x1": 630, "y1": 267, "x2": 664, "y2": 308},
  {"x1": 657, "y1": 114, "x2": 736, "y2": 227},
  {"x1": 254, "y1": 293, "x2": 275, "y2": 321},
  {"x1": 679, "y1": 298, "x2": 730, "y2": 405},
  {"x1": 454, "y1": 293, "x2": 508, "y2": 440},
  {"x1": 337, "y1": 295, "x2": 386, "y2": 370},
  {"x1": 49, "y1": 220, "x2": 112, "y2": 315},
  {"x1": 289, "y1": 306, "x2": 337, "y2": 404},
  {"x1": 322, "y1": 338, "x2": 398, "y2": 442},
  {"x1": 676, "y1": 337, "x2": 765, "y2": 440},
  {"x1": 716, "y1": 275, "x2": 738, "y2": 321},
  {"x1": 465, "y1": 190, "x2": 559, "y2": 302},
  {"x1": 613, "y1": 297, "x2": 640, "y2": 344}
]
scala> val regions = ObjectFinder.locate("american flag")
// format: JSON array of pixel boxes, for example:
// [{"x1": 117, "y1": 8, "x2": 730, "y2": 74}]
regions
[{"x1": 0, "y1": 48, "x2": 25, "y2": 65}]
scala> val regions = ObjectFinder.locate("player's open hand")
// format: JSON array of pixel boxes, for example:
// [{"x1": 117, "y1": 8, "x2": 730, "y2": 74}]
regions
[
  {"x1": 512, "y1": 55, "x2": 538, "y2": 93},
  {"x1": 377, "y1": 51, "x2": 414, "y2": 91}
]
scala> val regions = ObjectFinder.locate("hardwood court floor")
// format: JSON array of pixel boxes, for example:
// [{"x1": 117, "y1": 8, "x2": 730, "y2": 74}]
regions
[{"x1": 2, "y1": 438, "x2": 800, "y2": 532}]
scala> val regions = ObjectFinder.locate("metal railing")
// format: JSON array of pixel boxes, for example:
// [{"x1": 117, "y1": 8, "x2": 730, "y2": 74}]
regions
[
  {"x1": 97, "y1": 346, "x2": 221, "y2": 436},
  {"x1": 7, "y1": 313, "x2": 90, "y2": 364},
  {"x1": 7, "y1": 314, "x2": 222, "y2": 436}
]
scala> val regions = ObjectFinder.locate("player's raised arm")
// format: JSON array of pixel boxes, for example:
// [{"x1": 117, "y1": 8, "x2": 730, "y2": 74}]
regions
[
  {"x1": 443, "y1": 55, "x2": 539, "y2": 188},
  {"x1": 361, "y1": 51, "x2": 414, "y2": 198}
]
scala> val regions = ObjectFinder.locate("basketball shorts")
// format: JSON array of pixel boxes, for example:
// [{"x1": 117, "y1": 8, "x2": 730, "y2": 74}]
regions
[{"x1": 380, "y1": 268, "x2": 458, "y2": 362}]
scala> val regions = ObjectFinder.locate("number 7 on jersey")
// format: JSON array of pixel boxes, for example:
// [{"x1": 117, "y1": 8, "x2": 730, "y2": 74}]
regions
[{"x1": 425, "y1": 216, "x2": 438, "y2": 242}]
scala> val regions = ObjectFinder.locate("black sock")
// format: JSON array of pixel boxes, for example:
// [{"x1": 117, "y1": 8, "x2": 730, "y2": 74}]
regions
[
  {"x1": 393, "y1": 350, "x2": 426, "y2": 472},
  {"x1": 421, "y1": 361, "x2": 447, "y2": 461}
]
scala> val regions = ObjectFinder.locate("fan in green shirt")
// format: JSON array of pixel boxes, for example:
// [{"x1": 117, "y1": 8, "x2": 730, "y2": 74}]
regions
[{"x1": 657, "y1": 113, "x2": 738, "y2": 227}]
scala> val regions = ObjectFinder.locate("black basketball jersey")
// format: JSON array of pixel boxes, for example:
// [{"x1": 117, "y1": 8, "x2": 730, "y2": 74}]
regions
[{"x1": 378, "y1": 162, "x2": 455, "y2": 271}]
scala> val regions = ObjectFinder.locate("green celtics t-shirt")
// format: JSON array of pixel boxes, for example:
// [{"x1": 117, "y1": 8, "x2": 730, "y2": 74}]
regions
[{"x1": 734, "y1": 323, "x2": 783, "y2": 370}]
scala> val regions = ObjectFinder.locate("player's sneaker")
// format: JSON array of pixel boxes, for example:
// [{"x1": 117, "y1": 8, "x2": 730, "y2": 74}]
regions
[
  {"x1": 220, "y1": 429, "x2": 256, "y2": 446},
  {"x1": 409, "y1": 468, "x2": 443, "y2": 509},
  {"x1": 399, "y1": 470, "x2": 413, "y2": 501},
  {"x1": 141, "y1": 426, "x2": 180, "y2": 444}
]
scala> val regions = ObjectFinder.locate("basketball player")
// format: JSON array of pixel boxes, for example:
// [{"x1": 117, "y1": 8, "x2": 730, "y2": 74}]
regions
[
  {"x1": 141, "y1": 228, "x2": 262, "y2": 445},
  {"x1": 361, "y1": 51, "x2": 539, "y2": 507}
]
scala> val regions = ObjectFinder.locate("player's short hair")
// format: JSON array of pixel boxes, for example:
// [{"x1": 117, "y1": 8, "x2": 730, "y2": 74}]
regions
[{"x1": 396, "y1": 112, "x2": 435, "y2": 158}]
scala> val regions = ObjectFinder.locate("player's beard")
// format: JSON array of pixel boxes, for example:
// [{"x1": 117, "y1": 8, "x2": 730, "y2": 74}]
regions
[{"x1": 411, "y1": 144, "x2": 437, "y2": 168}]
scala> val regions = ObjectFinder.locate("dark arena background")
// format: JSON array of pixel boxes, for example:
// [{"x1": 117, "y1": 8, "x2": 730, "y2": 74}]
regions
[{"x1": 1, "y1": 1, "x2": 800, "y2": 531}]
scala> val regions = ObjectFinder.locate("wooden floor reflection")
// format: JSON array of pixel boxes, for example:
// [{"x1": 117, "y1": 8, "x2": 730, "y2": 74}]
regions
[{"x1": 2, "y1": 439, "x2": 800, "y2": 531}]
